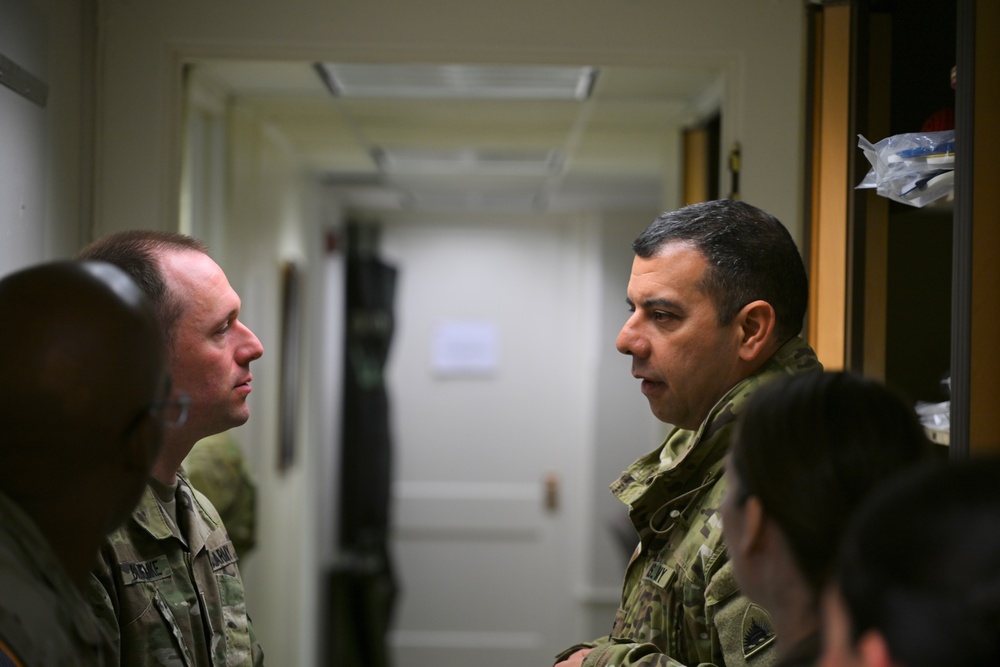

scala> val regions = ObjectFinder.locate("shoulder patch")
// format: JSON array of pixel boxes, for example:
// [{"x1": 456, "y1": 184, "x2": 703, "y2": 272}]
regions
[
  {"x1": 741, "y1": 603, "x2": 776, "y2": 659},
  {"x1": 120, "y1": 556, "x2": 171, "y2": 585}
]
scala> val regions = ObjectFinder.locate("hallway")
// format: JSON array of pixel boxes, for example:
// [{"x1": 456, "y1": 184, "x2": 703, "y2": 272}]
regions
[{"x1": 3, "y1": 1, "x2": 810, "y2": 664}]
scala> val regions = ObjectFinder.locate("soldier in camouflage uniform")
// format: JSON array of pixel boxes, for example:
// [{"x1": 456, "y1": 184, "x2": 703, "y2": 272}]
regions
[
  {"x1": 79, "y1": 232, "x2": 266, "y2": 666},
  {"x1": 555, "y1": 200, "x2": 821, "y2": 667},
  {"x1": 0, "y1": 261, "x2": 168, "y2": 666},
  {"x1": 91, "y1": 474, "x2": 258, "y2": 666}
]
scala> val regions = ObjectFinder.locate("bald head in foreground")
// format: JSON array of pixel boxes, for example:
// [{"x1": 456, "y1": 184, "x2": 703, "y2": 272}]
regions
[{"x1": 0, "y1": 261, "x2": 171, "y2": 666}]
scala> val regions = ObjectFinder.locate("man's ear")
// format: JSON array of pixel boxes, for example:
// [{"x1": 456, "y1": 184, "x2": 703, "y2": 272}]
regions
[
  {"x1": 857, "y1": 630, "x2": 896, "y2": 667},
  {"x1": 736, "y1": 300, "x2": 777, "y2": 363},
  {"x1": 739, "y1": 495, "x2": 767, "y2": 555}
]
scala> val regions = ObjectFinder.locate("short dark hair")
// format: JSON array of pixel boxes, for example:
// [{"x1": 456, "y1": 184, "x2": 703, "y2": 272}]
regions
[
  {"x1": 633, "y1": 199, "x2": 807, "y2": 342},
  {"x1": 836, "y1": 458, "x2": 1000, "y2": 667},
  {"x1": 76, "y1": 230, "x2": 208, "y2": 343},
  {"x1": 730, "y1": 371, "x2": 933, "y2": 596}
]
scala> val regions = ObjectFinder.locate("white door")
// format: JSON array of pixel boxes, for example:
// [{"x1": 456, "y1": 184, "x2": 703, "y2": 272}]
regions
[{"x1": 382, "y1": 219, "x2": 595, "y2": 667}]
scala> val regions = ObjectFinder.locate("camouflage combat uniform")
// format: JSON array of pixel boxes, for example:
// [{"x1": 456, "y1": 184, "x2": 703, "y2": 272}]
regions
[
  {"x1": 556, "y1": 337, "x2": 821, "y2": 667},
  {"x1": 0, "y1": 491, "x2": 113, "y2": 666},
  {"x1": 90, "y1": 474, "x2": 264, "y2": 667}
]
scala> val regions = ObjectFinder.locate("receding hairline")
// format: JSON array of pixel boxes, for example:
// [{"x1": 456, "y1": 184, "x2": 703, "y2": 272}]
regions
[
  {"x1": 76, "y1": 230, "x2": 211, "y2": 341},
  {"x1": 80, "y1": 229, "x2": 208, "y2": 253}
]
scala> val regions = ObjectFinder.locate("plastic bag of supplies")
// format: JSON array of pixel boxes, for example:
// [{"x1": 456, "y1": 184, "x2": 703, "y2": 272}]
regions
[{"x1": 856, "y1": 130, "x2": 955, "y2": 207}]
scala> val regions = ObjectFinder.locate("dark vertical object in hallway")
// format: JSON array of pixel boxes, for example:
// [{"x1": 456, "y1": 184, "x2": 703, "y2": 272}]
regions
[{"x1": 328, "y1": 222, "x2": 399, "y2": 667}]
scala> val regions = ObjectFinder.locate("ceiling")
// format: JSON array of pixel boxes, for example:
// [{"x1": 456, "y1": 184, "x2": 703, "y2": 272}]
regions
[{"x1": 189, "y1": 59, "x2": 723, "y2": 215}]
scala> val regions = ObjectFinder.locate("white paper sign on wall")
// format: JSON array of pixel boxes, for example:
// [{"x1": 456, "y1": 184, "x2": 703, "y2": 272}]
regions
[{"x1": 431, "y1": 320, "x2": 499, "y2": 378}]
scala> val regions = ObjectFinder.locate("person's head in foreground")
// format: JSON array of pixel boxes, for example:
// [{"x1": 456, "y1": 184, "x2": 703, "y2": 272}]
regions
[
  {"x1": 820, "y1": 457, "x2": 1000, "y2": 667},
  {"x1": 721, "y1": 371, "x2": 934, "y2": 663},
  {"x1": 0, "y1": 260, "x2": 170, "y2": 583}
]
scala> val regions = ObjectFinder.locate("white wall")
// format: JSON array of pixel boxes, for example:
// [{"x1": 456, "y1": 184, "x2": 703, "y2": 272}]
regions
[{"x1": 0, "y1": 0, "x2": 88, "y2": 276}]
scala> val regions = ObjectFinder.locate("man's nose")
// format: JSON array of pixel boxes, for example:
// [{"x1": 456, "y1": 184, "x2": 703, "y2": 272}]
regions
[
  {"x1": 616, "y1": 316, "x2": 645, "y2": 357},
  {"x1": 237, "y1": 322, "x2": 264, "y2": 362}
]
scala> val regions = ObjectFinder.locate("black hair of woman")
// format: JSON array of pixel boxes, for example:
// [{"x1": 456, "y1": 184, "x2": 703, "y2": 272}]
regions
[{"x1": 827, "y1": 457, "x2": 1000, "y2": 667}]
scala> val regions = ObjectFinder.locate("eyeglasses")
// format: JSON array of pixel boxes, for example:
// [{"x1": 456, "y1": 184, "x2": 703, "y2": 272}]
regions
[
  {"x1": 151, "y1": 392, "x2": 191, "y2": 428},
  {"x1": 122, "y1": 390, "x2": 191, "y2": 441}
]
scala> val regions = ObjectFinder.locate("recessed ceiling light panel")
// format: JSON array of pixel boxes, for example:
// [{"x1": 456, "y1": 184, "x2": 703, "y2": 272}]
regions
[
  {"x1": 315, "y1": 63, "x2": 597, "y2": 100},
  {"x1": 371, "y1": 147, "x2": 564, "y2": 175}
]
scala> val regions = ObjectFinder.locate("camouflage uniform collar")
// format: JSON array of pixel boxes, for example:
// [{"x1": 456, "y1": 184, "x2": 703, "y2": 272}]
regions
[
  {"x1": 611, "y1": 336, "x2": 820, "y2": 510},
  {"x1": 130, "y1": 474, "x2": 220, "y2": 552}
]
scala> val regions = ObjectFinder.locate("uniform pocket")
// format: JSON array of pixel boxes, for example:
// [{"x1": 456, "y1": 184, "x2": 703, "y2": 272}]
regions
[
  {"x1": 118, "y1": 583, "x2": 195, "y2": 667},
  {"x1": 611, "y1": 559, "x2": 678, "y2": 647}
]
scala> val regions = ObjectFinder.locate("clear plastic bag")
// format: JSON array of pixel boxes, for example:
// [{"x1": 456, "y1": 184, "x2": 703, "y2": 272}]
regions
[
  {"x1": 856, "y1": 130, "x2": 955, "y2": 207},
  {"x1": 915, "y1": 399, "x2": 950, "y2": 445}
]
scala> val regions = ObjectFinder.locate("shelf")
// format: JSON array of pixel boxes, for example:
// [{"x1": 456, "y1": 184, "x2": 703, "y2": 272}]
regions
[{"x1": 925, "y1": 426, "x2": 950, "y2": 447}]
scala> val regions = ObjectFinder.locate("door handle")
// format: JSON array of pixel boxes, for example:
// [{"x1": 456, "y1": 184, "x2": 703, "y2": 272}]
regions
[{"x1": 544, "y1": 472, "x2": 559, "y2": 512}]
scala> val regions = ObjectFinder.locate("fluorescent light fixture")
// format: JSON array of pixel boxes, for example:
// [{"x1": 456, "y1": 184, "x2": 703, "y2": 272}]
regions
[
  {"x1": 315, "y1": 63, "x2": 597, "y2": 100},
  {"x1": 372, "y1": 148, "x2": 564, "y2": 175},
  {"x1": 405, "y1": 191, "x2": 546, "y2": 214}
]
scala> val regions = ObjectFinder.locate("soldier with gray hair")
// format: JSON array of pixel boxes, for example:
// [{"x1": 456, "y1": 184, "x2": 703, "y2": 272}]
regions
[
  {"x1": 555, "y1": 199, "x2": 822, "y2": 667},
  {"x1": 0, "y1": 260, "x2": 173, "y2": 666}
]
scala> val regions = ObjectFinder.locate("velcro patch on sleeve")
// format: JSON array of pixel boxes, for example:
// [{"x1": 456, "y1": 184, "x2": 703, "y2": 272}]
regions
[
  {"x1": 741, "y1": 603, "x2": 776, "y2": 659},
  {"x1": 209, "y1": 541, "x2": 239, "y2": 571}
]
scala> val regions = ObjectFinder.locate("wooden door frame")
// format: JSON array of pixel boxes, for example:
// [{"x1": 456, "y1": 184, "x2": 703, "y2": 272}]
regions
[{"x1": 954, "y1": 0, "x2": 1000, "y2": 458}]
